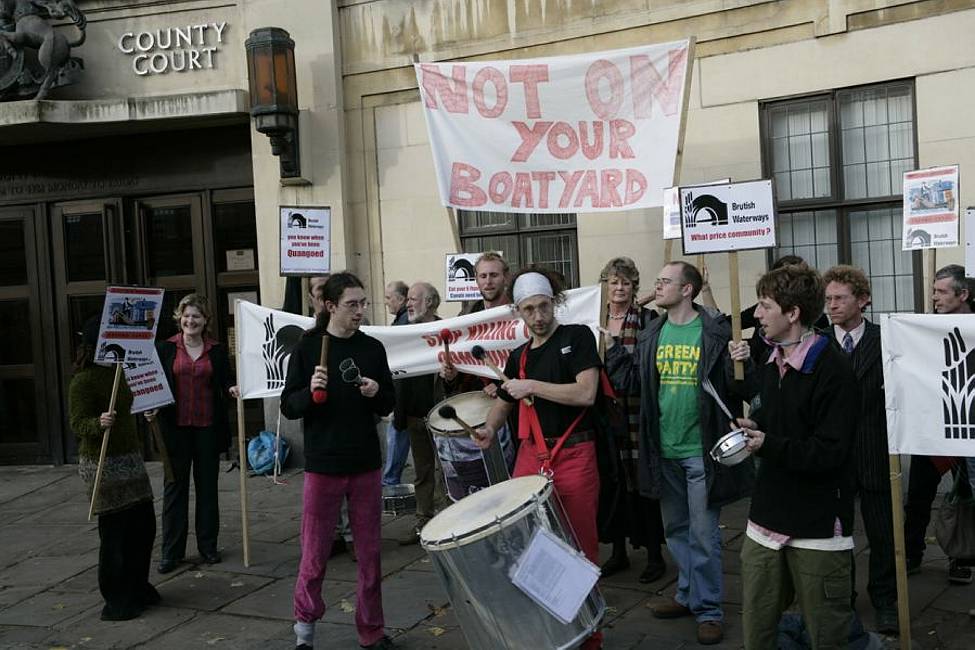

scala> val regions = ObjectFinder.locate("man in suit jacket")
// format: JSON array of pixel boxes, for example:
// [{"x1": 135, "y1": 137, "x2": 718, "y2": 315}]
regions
[{"x1": 823, "y1": 265, "x2": 896, "y2": 634}]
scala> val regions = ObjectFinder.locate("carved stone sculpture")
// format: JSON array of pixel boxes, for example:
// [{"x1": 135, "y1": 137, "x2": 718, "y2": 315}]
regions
[{"x1": 0, "y1": 0, "x2": 86, "y2": 101}]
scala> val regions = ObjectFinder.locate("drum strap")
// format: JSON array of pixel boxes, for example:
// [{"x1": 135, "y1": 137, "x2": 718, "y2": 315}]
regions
[{"x1": 518, "y1": 344, "x2": 587, "y2": 475}]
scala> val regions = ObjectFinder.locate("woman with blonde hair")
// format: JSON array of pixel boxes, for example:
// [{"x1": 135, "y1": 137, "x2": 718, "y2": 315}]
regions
[
  {"x1": 600, "y1": 256, "x2": 668, "y2": 583},
  {"x1": 150, "y1": 294, "x2": 238, "y2": 573}
]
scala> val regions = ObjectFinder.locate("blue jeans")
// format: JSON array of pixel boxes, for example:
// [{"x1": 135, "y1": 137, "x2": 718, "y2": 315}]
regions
[
  {"x1": 381, "y1": 421, "x2": 411, "y2": 486},
  {"x1": 660, "y1": 455, "x2": 723, "y2": 623}
]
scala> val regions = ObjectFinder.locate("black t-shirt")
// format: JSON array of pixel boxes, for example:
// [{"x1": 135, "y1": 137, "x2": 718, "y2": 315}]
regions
[
  {"x1": 502, "y1": 324, "x2": 601, "y2": 437},
  {"x1": 281, "y1": 330, "x2": 395, "y2": 475}
]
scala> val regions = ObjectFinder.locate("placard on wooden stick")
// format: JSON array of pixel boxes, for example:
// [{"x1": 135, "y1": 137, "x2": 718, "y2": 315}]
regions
[{"x1": 679, "y1": 179, "x2": 777, "y2": 379}]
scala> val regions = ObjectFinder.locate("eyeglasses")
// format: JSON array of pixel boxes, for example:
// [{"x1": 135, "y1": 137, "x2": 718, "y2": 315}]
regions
[{"x1": 339, "y1": 299, "x2": 370, "y2": 311}]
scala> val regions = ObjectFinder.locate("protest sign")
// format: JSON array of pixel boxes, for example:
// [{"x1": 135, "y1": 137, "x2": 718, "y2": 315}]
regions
[
  {"x1": 280, "y1": 206, "x2": 330, "y2": 276},
  {"x1": 679, "y1": 180, "x2": 776, "y2": 255},
  {"x1": 95, "y1": 287, "x2": 173, "y2": 413},
  {"x1": 237, "y1": 285, "x2": 601, "y2": 398},
  {"x1": 902, "y1": 166, "x2": 959, "y2": 250},
  {"x1": 445, "y1": 252, "x2": 484, "y2": 301},
  {"x1": 663, "y1": 178, "x2": 730, "y2": 240},
  {"x1": 415, "y1": 41, "x2": 692, "y2": 214},
  {"x1": 966, "y1": 207, "x2": 974, "y2": 278},
  {"x1": 881, "y1": 313, "x2": 975, "y2": 456}
]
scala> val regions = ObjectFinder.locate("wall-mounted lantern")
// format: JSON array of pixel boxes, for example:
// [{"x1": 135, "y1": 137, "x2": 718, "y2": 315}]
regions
[{"x1": 245, "y1": 27, "x2": 300, "y2": 179}]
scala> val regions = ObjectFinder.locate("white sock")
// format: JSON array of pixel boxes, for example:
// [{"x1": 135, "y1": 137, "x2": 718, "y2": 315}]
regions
[{"x1": 294, "y1": 621, "x2": 314, "y2": 647}]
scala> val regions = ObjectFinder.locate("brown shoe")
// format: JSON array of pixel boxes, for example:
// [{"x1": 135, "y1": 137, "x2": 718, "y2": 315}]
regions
[
  {"x1": 651, "y1": 598, "x2": 692, "y2": 619},
  {"x1": 697, "y1": 621, "x2": 723, "y2": 645}
]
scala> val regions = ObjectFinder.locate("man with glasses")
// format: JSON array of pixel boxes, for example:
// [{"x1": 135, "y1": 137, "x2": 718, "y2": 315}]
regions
[
  {"x1": 394, "y1": 282, "x2": 446, "y2": 545},
  {"x1": 616, "y1": 261, "x2": 746, "y2": 646}
]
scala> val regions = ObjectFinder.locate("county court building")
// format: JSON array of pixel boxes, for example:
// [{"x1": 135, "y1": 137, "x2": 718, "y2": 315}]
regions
[{"x1": 0, "y1": 0, "x2": 971, "y2": 464}]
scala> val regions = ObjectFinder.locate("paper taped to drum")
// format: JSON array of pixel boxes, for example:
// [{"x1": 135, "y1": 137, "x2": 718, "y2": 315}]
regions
[{"x1": 510, "y1": 527, "x2": 600, "y2": 625}]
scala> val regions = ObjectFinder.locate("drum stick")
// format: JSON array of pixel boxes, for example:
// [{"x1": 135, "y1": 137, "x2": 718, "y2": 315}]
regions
[
  {"x1": 437, "y1": 405, "x2": 477, "y2": 440},
  {"x1": 471, "y1": 345, "x2": 533, "y2": 406},
  {"x1": 312, "y1": 335, "x2": 329, "y2": 404},
  {"x1": 88, "y1": 362, "x2": 124, "y2": 521},
  {"x1": 148, "y1": 418, "x2": 174, "y2": 484},
  {"x1": 440, "y1": 328, "x2": 453, "y2": 369}
]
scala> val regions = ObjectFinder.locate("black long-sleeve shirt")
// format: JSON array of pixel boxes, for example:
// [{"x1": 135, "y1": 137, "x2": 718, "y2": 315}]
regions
[{"x1": 281, "y1": 330, "x2": 394, "y2": 475}]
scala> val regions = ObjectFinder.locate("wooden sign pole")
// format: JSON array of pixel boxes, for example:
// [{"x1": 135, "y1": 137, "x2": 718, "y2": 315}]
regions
[
  {"x1": 598, "y1": 280, "x2": 609, "y2": 360},
  {"x1": 234, "y1": 299, "x2": 251, "y2": 567},
  {"x1": 728, "y1": 251, "x2": 744, "y2": 380},
  {"x1": 88, "y1": 362, "x2": 124, "y2": 521}
]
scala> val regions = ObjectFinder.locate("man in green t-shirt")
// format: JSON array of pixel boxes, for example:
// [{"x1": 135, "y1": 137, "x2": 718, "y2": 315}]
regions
[{"x1": 636, "y1": 261, "x2": 744, "y2": 646}]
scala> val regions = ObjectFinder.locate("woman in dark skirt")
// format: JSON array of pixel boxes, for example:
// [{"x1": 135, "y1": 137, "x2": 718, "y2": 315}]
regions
[
  {"x1": 600, "y1": 257, "x2": 669, "y2": 583},
  {"x1": 151, "y1": 294, "x2": 238, "y2": 573}
]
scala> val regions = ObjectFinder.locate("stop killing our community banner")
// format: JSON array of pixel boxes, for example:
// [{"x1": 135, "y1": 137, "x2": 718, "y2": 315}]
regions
[
  {"x1": 415, "y1": 40, "x2": 692, "y2": 214},
  {"x1": 236, "y1": 285, "x2": 601, "y2": 400}
]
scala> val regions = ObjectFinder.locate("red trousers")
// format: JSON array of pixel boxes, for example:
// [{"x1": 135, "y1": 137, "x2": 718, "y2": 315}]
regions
[{"x1": 513, "y1": 439, "x2": 602, "y2": 649}]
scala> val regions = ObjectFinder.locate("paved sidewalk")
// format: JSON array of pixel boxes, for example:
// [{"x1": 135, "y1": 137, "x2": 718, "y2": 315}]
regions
[{"x1": 0, "y1": 462, "x2": 972, "y2": 649}]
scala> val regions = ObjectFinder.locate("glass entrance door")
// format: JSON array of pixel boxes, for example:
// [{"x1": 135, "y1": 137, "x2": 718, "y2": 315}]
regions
[{"x1": 0, "y1": 206, "x2": 57, "y2": 463}]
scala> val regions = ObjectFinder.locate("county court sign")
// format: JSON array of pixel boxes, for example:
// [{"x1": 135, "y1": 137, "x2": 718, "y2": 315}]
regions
[{"x1": 679, "y1": 180, "x2": 777, "y2": 255}]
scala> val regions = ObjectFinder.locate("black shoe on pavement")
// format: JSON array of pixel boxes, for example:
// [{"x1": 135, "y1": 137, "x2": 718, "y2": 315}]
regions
[
  {"x1": 600, "y1": 554, "x2": 630, "y2": 577},
  {"x1": 141, "y1": 584, "x2": 162, "y2": 607},
  {"x1": 330, "y1": 538, "x2": 348, "y2": 558},
  {"x1": 948, "y1": 559, "x2": 973, "y2": 585},
  {"x1": 639, "y1": 559, "x2": 666, "y2": 584},
  {"x1": 361, "y1": 635, "x2": 395, "y2": 649},
  {"x1": 157, "y1": 557, "x2": 181, "y2": 574},
  {"x1": 875, "y1": 607, "x2": 899, "y2": 635},
  {"x1": 906, "y1": 556, "x2": 922, "y2": 575},
  {"x1": 201, "y1": 550, "x2": 222, "y2": 565},
  {"x1": 100, "y1": 603, "x2": 143, "y2": 621}
]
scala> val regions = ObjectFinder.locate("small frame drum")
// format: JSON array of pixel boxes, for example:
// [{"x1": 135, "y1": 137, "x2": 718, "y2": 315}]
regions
[
  {"x1": 427, "y1": 392, "x2": 512, "y2": 501},
  {"x1": 709, "y1": 428, "x2": 751, "y2": 466},
  {"x1": 420, "y1": 475, "x2": 605, "y2": 649},
  {"x1": 381, "y1": 483, "x2": 416, "y2": 516}
]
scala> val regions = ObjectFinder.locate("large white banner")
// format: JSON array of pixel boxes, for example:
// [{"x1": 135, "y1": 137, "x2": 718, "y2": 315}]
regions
[
  {"x1": 238, "y1": 285, "x2": 601, "y2": 399},
  {"x1": 415, "y1": 41, "x2": 691, "y2": 214},
  {"x1": 881, "y1": 313, "x2": 975, "y2": 456}
]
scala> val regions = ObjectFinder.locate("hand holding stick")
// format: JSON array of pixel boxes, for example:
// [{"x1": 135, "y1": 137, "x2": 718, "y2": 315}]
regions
[
  {"x1": 471, "y1": 345, "x2": 533, "y2": 406},
  {"x1": 440, "y1": 328, "x2": 453, "y2": 369},
  {"x1": 312, "y1": 335, "x2": 329, "y2": 404},
  {"x1": 88, "y1": 362, "x2": 124, "y2": 521}
]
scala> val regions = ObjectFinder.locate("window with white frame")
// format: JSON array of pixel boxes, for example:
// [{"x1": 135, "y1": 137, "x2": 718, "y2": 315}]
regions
[
  {"x1": 458, "y1": 211, "x2": 579, "y2": 287},
  {"x1": 761, "y1": 81, "x2": 921, "y2": 320}
]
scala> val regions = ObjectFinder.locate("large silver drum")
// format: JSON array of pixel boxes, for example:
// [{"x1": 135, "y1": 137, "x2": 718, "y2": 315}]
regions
[{"x1": 420, "y1": 475, "x2": 605, "y2": 649}]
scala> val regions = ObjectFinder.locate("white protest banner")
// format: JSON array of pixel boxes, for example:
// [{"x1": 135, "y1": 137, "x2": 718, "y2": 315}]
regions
[
  {"x1": 965, "y1": 206, "x2": 974, "y2": 278},
  {"x1": 237, "y1": 285, "x2": 601, "y2": 398},
  {"x1": 445, "y1": 252, "x2": 483, "y2": 301},
  {"x1": 902, "y1": 166, "x2": 959, "y2": 250},
  {"x1": 680, "y1": 180, "x2": 776, "y2": 255},
  {"x1": 95, "y1": 287, "x2": 174, "y2": 413},
  {"x1": 280, "y1": 206, "x2": 330, "y2": 276},
  {"x1": 881, "y1": 313, "x2": 975, "y2": 456},
  {"x1": 415, "y1": 41, "x2": 692, "y2": 214},
  {"x1": 663, "y1": 178, "x2": 730, "y2": 239}
]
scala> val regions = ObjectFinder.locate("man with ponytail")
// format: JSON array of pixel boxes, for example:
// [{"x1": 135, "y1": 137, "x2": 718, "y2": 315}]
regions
[{"x1": 281, "y1": 272, "x2": 396, "y2": 650}]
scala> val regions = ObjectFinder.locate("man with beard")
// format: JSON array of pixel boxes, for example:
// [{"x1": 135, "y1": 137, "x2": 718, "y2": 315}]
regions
[
  {"x1": 473, "y1": 266, "x2": 603, "y2": 650},
  {"x1": 394, "y1": 282, "x2": 446, "y2": 545},
  {"x1": 461, "y1": 251, "x2": 510, "y2": 315}
]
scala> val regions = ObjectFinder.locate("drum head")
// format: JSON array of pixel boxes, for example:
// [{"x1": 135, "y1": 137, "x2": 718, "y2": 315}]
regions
[
  {"x1": 427, "y1": 391, "x2": 494, "y2": 434},
  {"x1": 421, "y1": 475, "x2": 550, "y2": 546}
]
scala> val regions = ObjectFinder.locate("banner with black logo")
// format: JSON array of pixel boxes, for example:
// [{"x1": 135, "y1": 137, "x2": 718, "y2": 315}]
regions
[{"x1": 882, "y1": 313, "x2": 975, "y2": 456}]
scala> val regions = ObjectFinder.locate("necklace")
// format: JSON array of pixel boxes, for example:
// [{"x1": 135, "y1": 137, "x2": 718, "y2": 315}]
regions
[{"x1": 608, "y1": 313, "x2": 626, "y2": 320}]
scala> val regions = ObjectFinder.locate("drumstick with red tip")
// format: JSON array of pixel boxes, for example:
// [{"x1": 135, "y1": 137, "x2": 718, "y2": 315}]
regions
[
  {"x1": 471, "y1": 345, "x2": 533, "y2": 406},
  {"x1": 440, "y1": 328, "x2": 454, "y2": 370},
  {"x1": 312, "y1": 335, "x2": 329, "y2": 404},
  {"x1": 437, "y1": 405, "x2": 477, "y2": 440}
]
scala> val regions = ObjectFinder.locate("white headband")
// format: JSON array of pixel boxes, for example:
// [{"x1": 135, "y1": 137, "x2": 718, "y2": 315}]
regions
[{"x1": 512, "y1": 272, "x2": 554, "y2": 306}]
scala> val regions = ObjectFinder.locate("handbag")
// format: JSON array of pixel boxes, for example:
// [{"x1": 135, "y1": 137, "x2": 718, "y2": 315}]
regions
[{"x1": 934, "y1": 469, "x2": 975, "y2": 560}]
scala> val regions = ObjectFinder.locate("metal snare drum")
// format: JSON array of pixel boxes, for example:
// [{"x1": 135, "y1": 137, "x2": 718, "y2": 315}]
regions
[
  {"x1": 381, "y1": 483, "x2": 415, "y2": 516},
  {"x1": 427, "y1": 391, "x2": 511, "y2": 501},
  {"x1": 420, "y1": 475, "x2": 605, "y2": 649},
  {"x1": 709, "y1": 428, "x2": 751, "y2": 466}
]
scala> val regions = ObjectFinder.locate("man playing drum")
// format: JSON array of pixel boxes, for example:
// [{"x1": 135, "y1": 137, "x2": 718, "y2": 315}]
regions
[{"x1": 473, "y1": 266, "x2": 603, "y2": 650}]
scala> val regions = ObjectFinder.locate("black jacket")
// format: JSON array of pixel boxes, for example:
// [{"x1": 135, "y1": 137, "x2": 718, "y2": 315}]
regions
[
  {"x1": 845, "y1": 321, "x2": 890, "y2": 491},
  {"x1": 748, "y1": 335, "x2": 860, "y2": 538},
  {"x1": 607, "y1": 304, "x2": 753, "y2": 506},
  {"x1": 157, "y1": 338, "x2": 234, "y2": 451}
]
